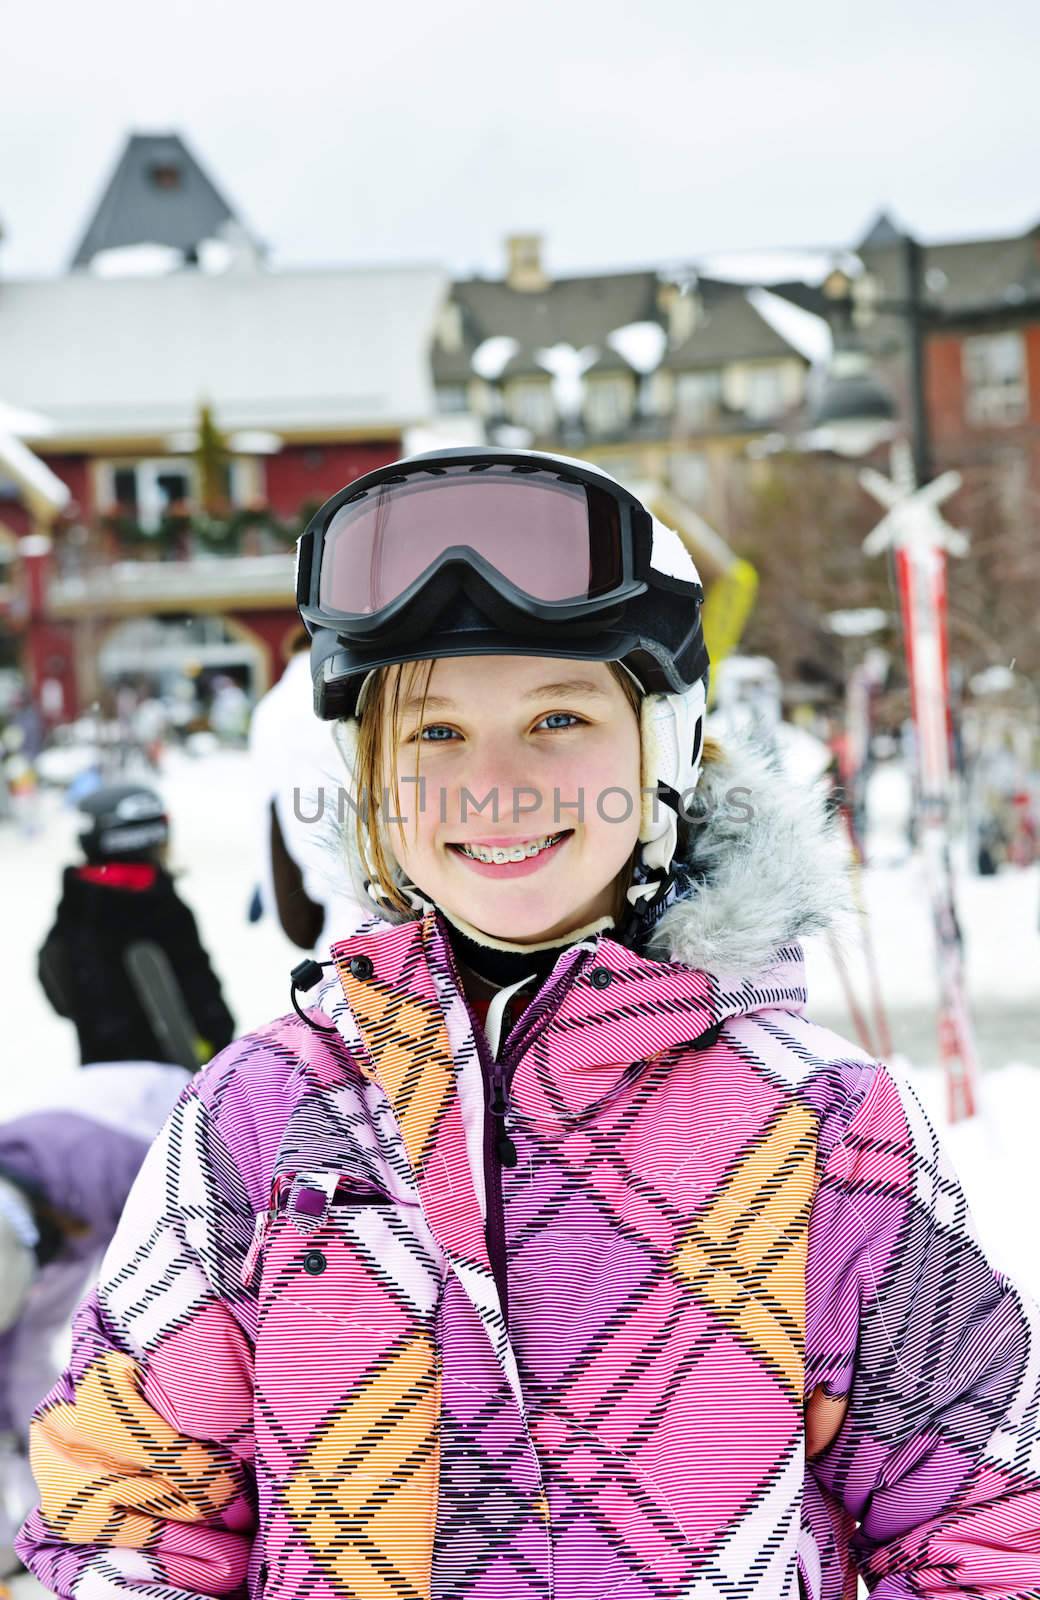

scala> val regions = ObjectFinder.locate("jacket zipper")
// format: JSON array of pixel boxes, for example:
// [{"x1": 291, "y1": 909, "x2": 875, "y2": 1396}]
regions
[{"x1": 436, "y1": 918, "x2": 592, "y2": 1333}]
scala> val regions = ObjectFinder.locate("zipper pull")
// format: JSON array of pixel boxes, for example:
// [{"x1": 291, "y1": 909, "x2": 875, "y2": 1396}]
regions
[
  {"x1": 495, "y1": 1126, "x2": 518, "y2": 1166},
  {"x1": 490, "y1": 1078, "x2": 518, "y2": 1167}
]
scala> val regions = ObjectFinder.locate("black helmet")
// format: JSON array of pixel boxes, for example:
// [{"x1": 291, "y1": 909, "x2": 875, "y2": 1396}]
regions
[{"x1": 77, "y1": 784, "x2": 169, "y2": 863}]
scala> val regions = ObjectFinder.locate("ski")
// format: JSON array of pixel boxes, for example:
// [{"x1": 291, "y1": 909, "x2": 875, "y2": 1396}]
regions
[
  {"x1": 124, "y1": 940, "x2": 200, "y2": 1073},
  {"x1": 862, "y1": 446, "x2": 981, "y2": 1121},
  {"x1": 895, "y1": 544, "x2": 979, "y2": 1120}
]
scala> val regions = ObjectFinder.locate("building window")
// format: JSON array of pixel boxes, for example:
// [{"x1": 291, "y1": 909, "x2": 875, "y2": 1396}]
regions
[
  {"x1": 149, "y1": 163, "x2": 183, "y2": 191},
  {"x1": 675, "y1": 370, "x2": 722, "y2": 429},
  {"x1": 584, "y1": 376, "x2": 633, "y2": 435},
  {"x1": 669, "y1": 452, "x2": 710, "y2": 507},
  {"x1": 436, "y1": 384, "x2": 470, "y2": 415},
  {"x1": 743, "y1": 363, "x2": 791, "y2": 422},
  {"x1": 99, "y1": 459, "x2": 195, "y2": 531},
  {"x1": 436, "y1": 301, "x2": 464, "y2": 353},
  {"x1": 962, "y1": 331, "x2": 1028, "y2": 426},
  {"x1": 99, "y1": 457, "x2": 264, "y2": 529},
  {"x1": 507, "y1": 379, "x2": 555, "y2": 436}
]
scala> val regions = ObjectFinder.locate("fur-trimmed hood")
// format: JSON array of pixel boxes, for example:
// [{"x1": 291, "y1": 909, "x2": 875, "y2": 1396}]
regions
[
  {"x1": 647, "y1": 739, "x2": 852, "y2": 976},
  {"x1": 325, "y1": 737, "x2": 852, "y2": 981}
]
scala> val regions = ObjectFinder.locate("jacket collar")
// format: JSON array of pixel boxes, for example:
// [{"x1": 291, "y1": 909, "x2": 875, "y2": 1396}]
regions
[{"x1": 317, "y1": 908, "x2": 810, "y2": 1118}]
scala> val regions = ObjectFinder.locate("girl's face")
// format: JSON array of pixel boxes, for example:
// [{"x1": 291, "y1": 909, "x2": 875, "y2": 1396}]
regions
[{"x1": 381, "y1": 654, "x2": 642, "y2": 944}]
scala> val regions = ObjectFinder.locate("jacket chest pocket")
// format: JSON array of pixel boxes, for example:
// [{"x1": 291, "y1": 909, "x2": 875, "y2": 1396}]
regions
[
  {"x1": 252, "y1": 1170, "x2": 444, "y2": 1429},
  {"x1": 251, "y1": 1172, "x2": 445, "y2": 1598}
]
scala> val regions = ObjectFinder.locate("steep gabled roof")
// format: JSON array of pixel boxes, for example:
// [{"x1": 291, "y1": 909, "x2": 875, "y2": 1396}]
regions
[
  {"x1": 431, "y1": 269, "x2": 661, "y2": 384},
  {"x1": 71, "y1": 132, "x2": 248, "y2": 268},
  {"x1": 663, "y1": 289, "x2": 804, "y2": 371},
  {"x1": 851, "y1": 212, "x2": 1040, "y2": 315},
  {"x1": 858, "y1": 210, "x2": 904, "y2": 250}
]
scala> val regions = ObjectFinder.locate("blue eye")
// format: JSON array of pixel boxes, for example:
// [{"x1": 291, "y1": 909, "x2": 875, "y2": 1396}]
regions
[
  {"x1": 419, "y1": 725, "x2": 458, "y2": 742},
  {"x1": 539, "y1": 712, "x2": 582, "y2": 730}
]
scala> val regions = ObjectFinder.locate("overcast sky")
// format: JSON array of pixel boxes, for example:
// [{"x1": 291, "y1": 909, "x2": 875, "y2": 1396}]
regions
[{"x1": 2, "y1": 0, "x2": 1037, "y2": 282}]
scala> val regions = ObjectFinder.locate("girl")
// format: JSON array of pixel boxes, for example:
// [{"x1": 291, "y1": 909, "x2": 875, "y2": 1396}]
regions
[{"x1": 17, "y1": 450, "x2": 1040, "y2": 1600}]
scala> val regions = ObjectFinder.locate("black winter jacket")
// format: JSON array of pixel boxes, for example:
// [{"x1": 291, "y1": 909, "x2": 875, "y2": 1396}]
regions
[{"x1": 37, "y1": 865, "x2": 235, "y2": 1067}]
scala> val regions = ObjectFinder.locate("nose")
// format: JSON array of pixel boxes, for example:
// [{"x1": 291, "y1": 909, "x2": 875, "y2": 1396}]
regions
[{"x1": 448, "y1": 732, "x2": 549, "y2": 831}]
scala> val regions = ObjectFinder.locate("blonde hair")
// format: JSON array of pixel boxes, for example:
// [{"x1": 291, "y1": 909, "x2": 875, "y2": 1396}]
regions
[{"x1": 349, "y1": 658, "x2": 644, "y2": 919}]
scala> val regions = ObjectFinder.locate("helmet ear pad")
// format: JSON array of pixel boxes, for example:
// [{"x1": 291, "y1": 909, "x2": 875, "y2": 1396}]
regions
[{"x1": 636, "y1": 677, "x2": 708, "y2": 879}]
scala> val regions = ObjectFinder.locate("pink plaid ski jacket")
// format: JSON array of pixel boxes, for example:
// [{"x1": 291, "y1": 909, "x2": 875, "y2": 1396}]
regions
[{"x1": 17, "y1": 746, "x2": 1040, "y2": 1600}]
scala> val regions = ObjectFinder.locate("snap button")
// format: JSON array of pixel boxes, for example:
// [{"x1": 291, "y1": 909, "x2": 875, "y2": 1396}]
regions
[
  {"x1": 303, "y1": 1249, "x2": 327, "y2": 1275},
  {"x1": 348, "y1": 954, "x2": 373, "y2": 980},
  {"x1": 589, "y1": 966, "x2": 614, "y2": 989}
]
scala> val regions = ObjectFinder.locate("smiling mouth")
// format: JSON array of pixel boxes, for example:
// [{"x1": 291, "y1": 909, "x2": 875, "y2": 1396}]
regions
[{"x1": 448, "y1": 830, "x2": 571, "y2": 864}]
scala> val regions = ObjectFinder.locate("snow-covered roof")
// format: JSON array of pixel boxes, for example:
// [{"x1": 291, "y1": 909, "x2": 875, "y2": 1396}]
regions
[
  {"x1": 70, "y1": 132, "x2": 249, "y2": 270},
  {"x1": 0, "y1": 431, "x2": 72, "y2": 518},
  {"x1": 0, "y1": 400, "x2": 56, "y2": 439},
  {"x1": 745, "y1": 287, "x2": 832, "y2": 366},
  {"x1": 0, "y1": 265, "x2": 449, "y2": 443},
  {"x1": 663, "y1": 289, "x2": 806, "y2": 371},
  {"x1": 693, "y1": 249, "x2": 861, "y2": 288}
]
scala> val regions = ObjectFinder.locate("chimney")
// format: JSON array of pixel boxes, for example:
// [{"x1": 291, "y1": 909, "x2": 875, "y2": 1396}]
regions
[{"x1": 505, "y1": 234, "x2": 548, "y2": 293}]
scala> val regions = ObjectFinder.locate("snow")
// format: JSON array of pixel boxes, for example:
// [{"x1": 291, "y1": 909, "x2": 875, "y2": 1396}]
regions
[
  {"x1": 606, "y1": 321, "x2": 668, "y2": 374},
  {"x1": 471, "y1": 335, "x2": 520, "y2": 380},
  {"x1": 88, "y1": 242, "x2": 187, "y2": 277},
  {"x1": 0, "y1": 402, "x2": 55, "y2": 440},
  {"x1": 534, "y1": 343, "x2": 598, "y2": 420},
  {"x1": 0, "y1": 434, "x2": 71, "y2": 514},
  {"x1": 745, "y1": 285, "x2": 833, "y2": 366},
  {"x1": 403, "y1": 417, "x2": 485, "y2": 455}
]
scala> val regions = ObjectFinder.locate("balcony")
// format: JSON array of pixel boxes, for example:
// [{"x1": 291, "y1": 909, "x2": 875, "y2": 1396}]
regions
[{"x1": 48, "y1": 551, "x2": 295, "y2": 617}]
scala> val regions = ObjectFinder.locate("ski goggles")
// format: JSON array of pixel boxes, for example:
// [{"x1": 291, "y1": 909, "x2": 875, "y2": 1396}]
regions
[{"x1": 295, "y1": 452, "x2": 659, "y2": 638}]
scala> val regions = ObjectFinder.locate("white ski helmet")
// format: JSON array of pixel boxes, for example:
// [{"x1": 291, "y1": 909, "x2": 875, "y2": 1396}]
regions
[{"x1": 296, "y1": 449, "x2": 710, "y2": 917}]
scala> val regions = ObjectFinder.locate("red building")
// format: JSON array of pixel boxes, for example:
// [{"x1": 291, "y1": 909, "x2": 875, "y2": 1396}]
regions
[{"x1": 0, "y1": 133, "x2": 448, "y2": 719}]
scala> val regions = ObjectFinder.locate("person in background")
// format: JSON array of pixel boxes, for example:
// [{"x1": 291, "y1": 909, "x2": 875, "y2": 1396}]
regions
[
  {"x1": 0, "y1": 1066, "x2": 189, "y2": 1576},
  {"x1": 37, "y1": 783, "x2": 235, "y2": 1068},
  {"x1": 208, "y1": 676, "x2": 251, "y2": 745},
  {"x1": 247, "y1": 627, "x2": 365, "y2": 953}
]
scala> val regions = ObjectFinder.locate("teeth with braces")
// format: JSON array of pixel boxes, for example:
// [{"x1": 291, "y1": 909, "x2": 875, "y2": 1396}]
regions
[{"x1": 458, "y1": 833, "x2": 562, "y2": 864}]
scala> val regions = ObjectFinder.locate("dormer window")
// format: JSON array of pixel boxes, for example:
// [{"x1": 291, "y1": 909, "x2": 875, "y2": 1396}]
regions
[
  {"x1": 675, "y1": 370, "x2": 722, "y2": 428},
  {"x1": 507, "y1": 377, "x2": 555, "y2": 435},
  {"x1": 149, "y1": 163, "x2": 183, "y2": 191},
  {"x1": 584, "y1": 374, "x2": 634, "y2": 435}
]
